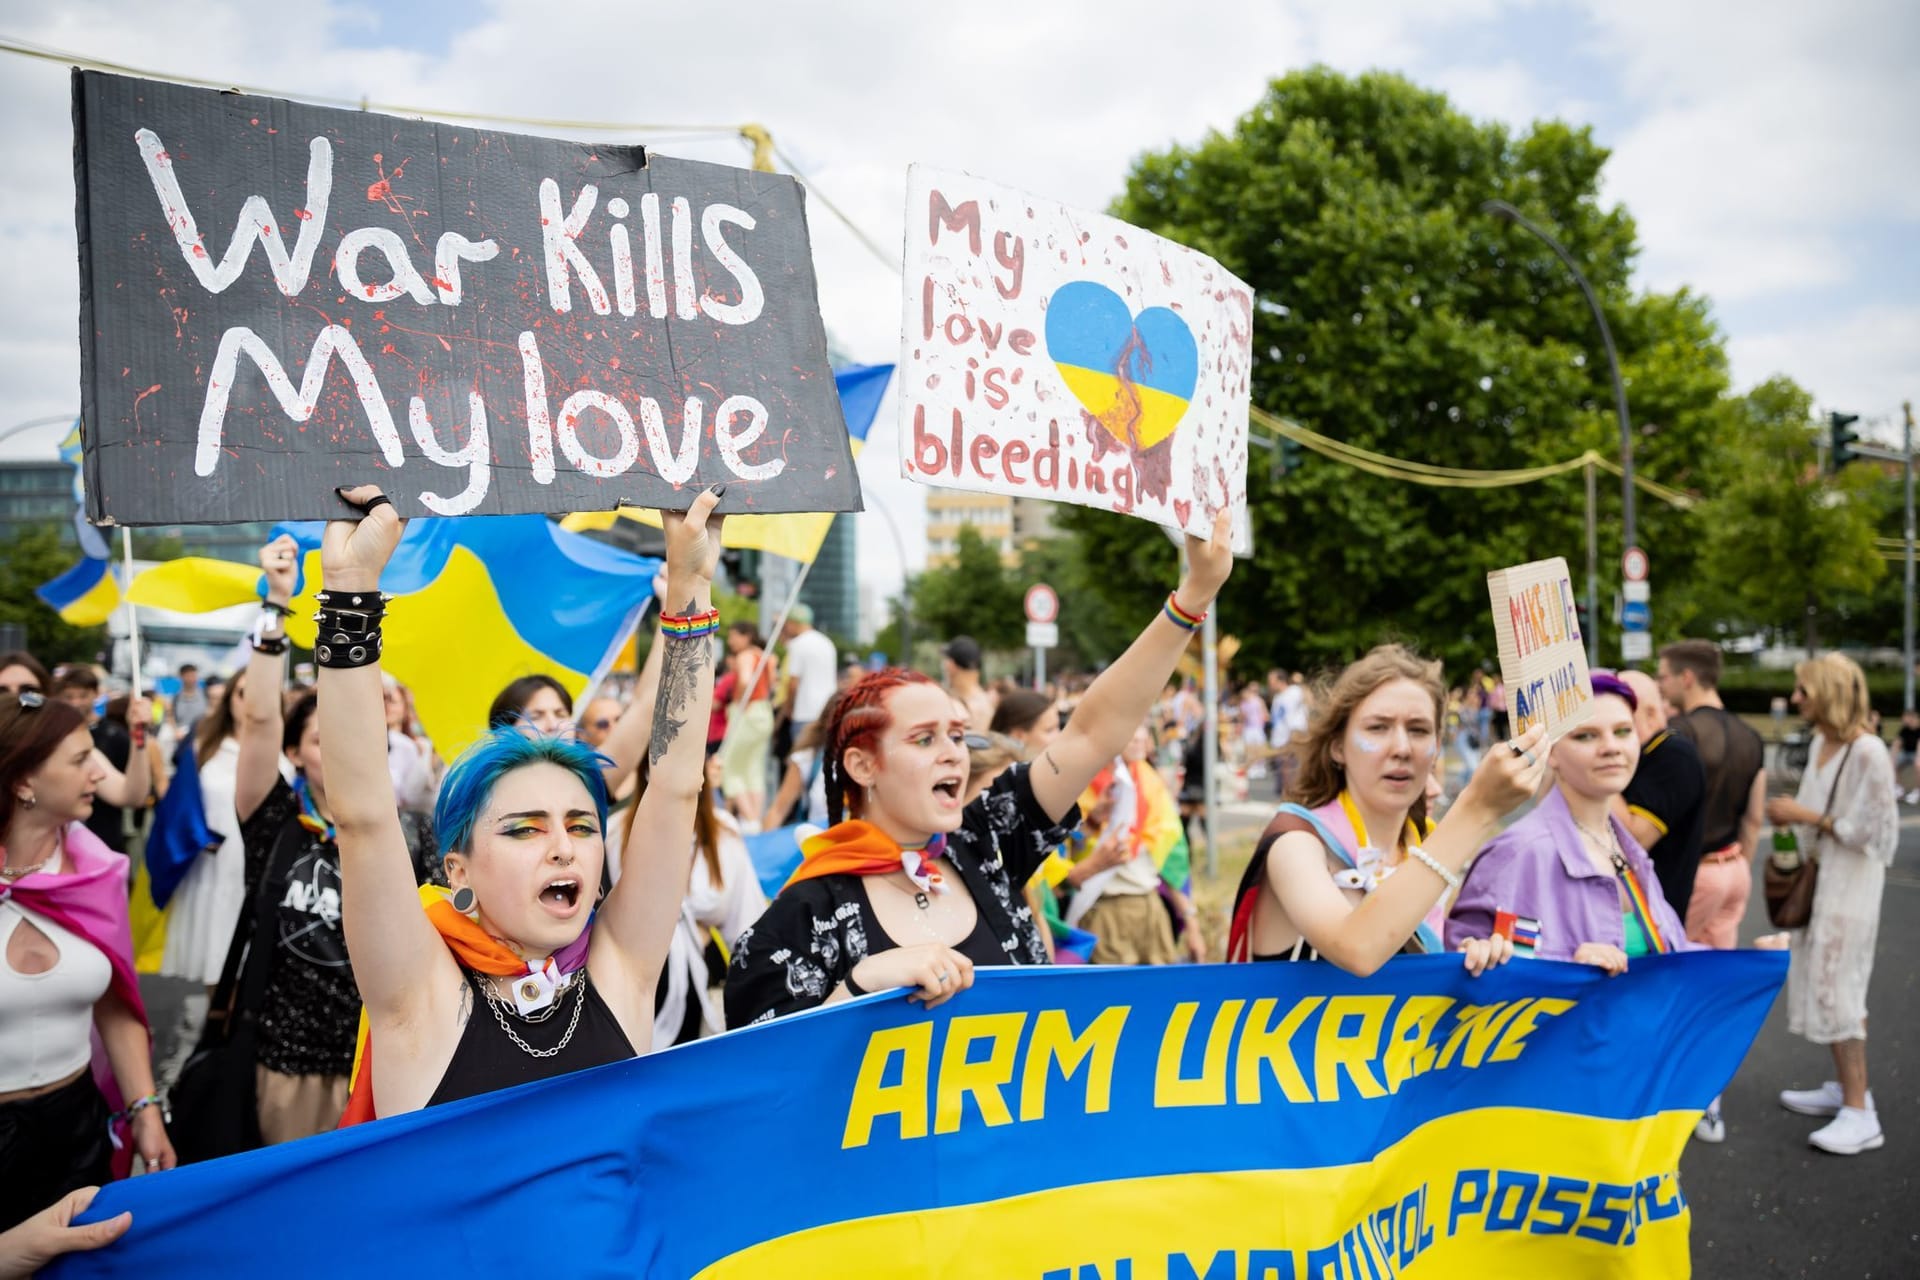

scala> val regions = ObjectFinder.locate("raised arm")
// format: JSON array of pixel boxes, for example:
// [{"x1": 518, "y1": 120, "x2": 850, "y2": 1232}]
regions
[
  {"x1": 234, "y1": 537, "x2": 298, "y2": 822},
  {"x1": 600, "y1": 488, "x2": 723, "y2": 986},
  {"x1": 1030, "y1": 507, "x2": 1234, "y2": 822},
  {"x1": 591, "y1": 572, "x2": 669, "y2": 784},
  {"x1": 90, "y1": 694, "x2": 153, "y2": 809},
  {"x1": 317, "y1": 487, "x2": 451, "y2": 1030}
]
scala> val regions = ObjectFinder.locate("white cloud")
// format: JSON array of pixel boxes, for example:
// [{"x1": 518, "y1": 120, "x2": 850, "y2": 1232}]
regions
[{"x1": 1728, "y1": 303, "x2": 1920, "y2": 429}]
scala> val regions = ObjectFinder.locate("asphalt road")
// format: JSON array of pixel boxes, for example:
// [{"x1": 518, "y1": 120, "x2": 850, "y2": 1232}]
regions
[
  {"x1": 135, "y1": 806, "x2": 1917, "y2": 1276},
  {"x1": 1679, "y1": 817, "x2": 1919, "y2": 1279}
]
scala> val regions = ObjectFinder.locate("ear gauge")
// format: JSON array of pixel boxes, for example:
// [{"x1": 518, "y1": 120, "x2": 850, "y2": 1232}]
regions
[{"x1": 451, "y1": 886, "x2": 478, "y2": 917}]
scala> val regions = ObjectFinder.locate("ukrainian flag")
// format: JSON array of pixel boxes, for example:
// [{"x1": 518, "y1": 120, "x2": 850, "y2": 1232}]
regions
[
  {"x1": 562, "y1": 363, "x2": 893, "y2": 564},
  {"x1": 35, "y1": 553, "x2": 121, "y2": 626},
  {"x1": 127, "y1": 517, "x2": 662, "y2": 756}
]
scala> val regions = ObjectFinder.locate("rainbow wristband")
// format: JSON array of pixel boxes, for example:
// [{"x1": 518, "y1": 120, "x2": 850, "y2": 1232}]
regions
[
  {"x1": 1163, "y1": 593, "x2": 1206, "y2": 632},
  {"x1": 660, "y1": 608, "x2": 722, "y2": 640}
]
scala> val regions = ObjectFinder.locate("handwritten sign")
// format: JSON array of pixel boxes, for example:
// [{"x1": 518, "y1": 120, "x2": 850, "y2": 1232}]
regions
[
  {"x1": 899, "y1": 166, "x2": 1252, "y2": 551},
  {"x1": 72, "y1": 71, "x2": 857, "y2": 525},
  {"x1": 1487, "y1": 556, "x2": 1593, "y2": 741}
]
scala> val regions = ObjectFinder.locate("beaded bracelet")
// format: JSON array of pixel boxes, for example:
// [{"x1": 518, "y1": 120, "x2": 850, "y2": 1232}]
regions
[
  {"x1": 1405, "y1": 845, "x2": 1461, "y2": 893},
  {"x1": 121, "y1": 1092, "x2": 168, "y2": 1123},
  {"x1": 1162, "y1": 593, "x2": 1207, "y2": 633},
  {"x1": 660, "y1": 607, "x2": 722, "y2": 641}
]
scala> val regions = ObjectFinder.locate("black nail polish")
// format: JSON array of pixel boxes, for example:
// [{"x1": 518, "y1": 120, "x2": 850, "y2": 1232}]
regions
[{"x1": 710, "y1": 484, "x2": 727, "y2": 497}]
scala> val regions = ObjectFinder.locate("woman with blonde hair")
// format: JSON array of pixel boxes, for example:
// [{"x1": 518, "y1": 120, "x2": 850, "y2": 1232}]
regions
[
  {"x1": 1767, "y1": 653, "x2": 1898, "y2": 1155},
  {"x1": 1226, "y1": 644, "x2": 1543, "y2": 973}
]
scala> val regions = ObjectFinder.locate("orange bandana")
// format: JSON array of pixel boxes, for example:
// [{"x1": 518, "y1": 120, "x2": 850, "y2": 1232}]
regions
[
  {"x1": 783, "y1": 821, "x2": 948, "y2": 894},
  {"x1": 339, "y1": 885, "x2": 591, "y2": 1128}
]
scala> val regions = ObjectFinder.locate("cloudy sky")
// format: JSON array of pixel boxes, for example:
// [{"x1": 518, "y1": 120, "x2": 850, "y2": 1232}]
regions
[{"x1": 0, "y1": 0, "x2": 1912, "y2": 610}]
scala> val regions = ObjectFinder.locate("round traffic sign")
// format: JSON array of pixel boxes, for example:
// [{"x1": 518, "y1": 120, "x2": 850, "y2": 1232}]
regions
[
  {"x1": 1024, "y1": 583, "x2": 1059, "y2": 624},
  {"x1": 1622, "y1": 547, "x2": 1649, "y2": 583}
]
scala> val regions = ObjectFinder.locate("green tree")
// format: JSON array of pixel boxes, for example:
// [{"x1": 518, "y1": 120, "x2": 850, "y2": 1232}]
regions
[
  {"x1": 908, "y1": 526, "x2": 1025, "y2": 654},
  {"x1": 1058, "y1": 68, "x2": 1729, "y2": 677},
  {"x1": 1014, "y1": 532, "x2": 1144, "y2": 671},
  {"x1": 1696, "y1": 378, "x2": 1886, "y2": 650},
  {"x1": 0, "y1": 524, "x2": 108, "y2": 665}
]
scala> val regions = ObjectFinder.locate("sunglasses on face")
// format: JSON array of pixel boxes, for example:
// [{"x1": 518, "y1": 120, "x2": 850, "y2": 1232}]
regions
[
  {"x1": 10, "y1": 690, "x2": 46, "y2": 708},
  {"x1": 964, "y1": 733, "x2": 993, "y2": 751},
  {"x1": 589, "y1": 719, "x2": 613, "y2": 731}
]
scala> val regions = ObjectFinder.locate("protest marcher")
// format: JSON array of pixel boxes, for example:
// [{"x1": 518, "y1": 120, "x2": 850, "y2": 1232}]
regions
[
  {"x1": 1766, "y1": 653, "x2": 1898, "y2": 1156},
  {"x1": 48, "y1": 669, "x2": 154, "y2": 858},
  {"x1": 990, "y1": 689, "x2": 1062, "y2": 759},
  {"x1": 1237, "y1": 682, "x2": 1269, "y2": 762},
  {"x1": 0, "y1": 653, "x2": 49, "y2": 698},
  {"x1": 1657, "y1": 641, "x2": 1766, "y2": 949},
  {"x1": 720, "y1": 622, "x2": 775, "y2": 828},
  {"x1": 577, "y1": 696, "x2": 623, "y2": 751},
  {"x1": 1226, "y1": 645, "x2": 1544, "y2": 973},
  {"x1": 779, "y1": 603, "x2": 837, "y2": 745},
  {"x1": 942, "y1": 635, "x2": 996, "y2": 729},
  {"x1": 0, "y1": 1186, "x2": 132, "y2": 1279},
  {"x1": 486, "y1": 674, "x2": 575, "y2": 737},
  {"x1": 383, "y1": 677, "x2": 439, "y2": 815},
  {"x1": 159, "y1": 671, "x2": 249, "y2": 987},
  {"x1": 324, "y1": 484, "x2": 722, "y2": 1120},
  {"x1": 1447, "y1": 674, "x2": 1695, "y2": 977},
  {"x1": 708, "y1": 662, "x2": 735, "y2": 759},
  {"x1": 725, "y1": 509, "x2": 1236, "y2": 1028},
  {"x1": 226, "y1": 536, "x2": 360, "y2": 1142},
  {"x1": 766, "y1": 692, "x2": 842, "y2": 830},
  {"x1": 1615, "y1": 669, "x2": 1708, "y2": 921},
  {"x1": 0, "y1": 691, "x2": 174, "y2": 1227},
  {"x1": 1059, "y1": 723, "x2": 1201, "y2": 965},
  {"x1": 1896, "y1": 708, "x2": 1920, "y2": 805},
  {"x1": 171, "y1": 663, "x2": 208, "y2": 737}
]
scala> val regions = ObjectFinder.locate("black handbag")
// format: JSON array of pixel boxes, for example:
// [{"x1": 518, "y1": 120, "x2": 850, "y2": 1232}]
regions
[{"x1": 168, "y1": 865, "x2": 274, "y2": 1163}]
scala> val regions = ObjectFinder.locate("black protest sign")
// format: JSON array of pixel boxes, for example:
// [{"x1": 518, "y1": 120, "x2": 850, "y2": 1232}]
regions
[{"x1": 73, "y1": 71, "x2": 860, "y2": 525}]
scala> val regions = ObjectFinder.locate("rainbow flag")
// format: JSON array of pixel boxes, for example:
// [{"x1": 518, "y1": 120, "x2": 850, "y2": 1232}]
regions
[
  {"x1": 54, "y1": 953, "x2": 1784, "y2": 1278},
  {"x1": 126, "y1": 517, "x2": 661, "y2": 757},
  {"x1": 562, "y1": 363, "x2": 892, "y2": 564}
]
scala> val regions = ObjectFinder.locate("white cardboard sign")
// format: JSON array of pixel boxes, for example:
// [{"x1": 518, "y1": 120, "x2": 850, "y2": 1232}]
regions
[
  {"x1": 1487, "y1": 556, "x2": 1594, "y2": 742},
  {"x1": 900, "y1": 165, "x2": 1253, "y2": 552}
]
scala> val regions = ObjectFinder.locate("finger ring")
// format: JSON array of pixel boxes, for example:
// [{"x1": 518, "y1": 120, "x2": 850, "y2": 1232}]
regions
[
  {"x1": 1521, "y1": 749, "x2": 1539, "y2": 768},
  {"x1": 935, "y1": 970, "x2": 950, "y2": 984}
]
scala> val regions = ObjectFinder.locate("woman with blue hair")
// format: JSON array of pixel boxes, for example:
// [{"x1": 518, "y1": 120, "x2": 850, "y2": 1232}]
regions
[{"x1": 319, "y1": 484, "x2": 724, "y2": 1121}]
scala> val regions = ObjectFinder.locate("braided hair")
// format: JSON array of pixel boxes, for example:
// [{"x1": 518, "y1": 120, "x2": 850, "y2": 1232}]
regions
[{"x1": 821, "y1": 668, "x2": 936, "y2": 824}]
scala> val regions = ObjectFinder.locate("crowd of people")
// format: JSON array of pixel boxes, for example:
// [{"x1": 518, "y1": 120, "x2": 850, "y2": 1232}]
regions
[{"x1": 0, "y1": 490, "x2": 1903, "y2": 1272}]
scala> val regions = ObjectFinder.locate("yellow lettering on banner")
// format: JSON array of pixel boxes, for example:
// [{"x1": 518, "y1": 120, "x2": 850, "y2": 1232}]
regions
[
  {"x1": 934, "y1": 1013, "x2": 1027, "y2": 1135},
  {"x1": 840, "y1": 1023, "x2": 934, "y2": 1149},
  {"x1": 1155, "y1": 1000, "x2": 1245, "y2": 1107},
  {"x1": 1312, "y1": 996, "x2": 1392, "y2": 1100},
  {"x1": 1435, "y1": 1000, "x2": 1530, "y2": 1070},
  {"x1": 1382, "y1": 996, "x2": 1455, "y2": 1092},
  {"x1": 1019, "y1": 1006, "x2": 1129, "y2": 1122},
  {"x1": 1233, "y1": 997, "x2": 1320, "y2": 1105},
  {"x1": 1489, "y1": 997, "x2": 1576, "y2": 1063}
]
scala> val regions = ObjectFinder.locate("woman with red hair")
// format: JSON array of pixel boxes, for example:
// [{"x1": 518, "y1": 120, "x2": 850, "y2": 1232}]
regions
[{"x1": 724, "y1": 511, "x2": 1235, "y2": 1027}]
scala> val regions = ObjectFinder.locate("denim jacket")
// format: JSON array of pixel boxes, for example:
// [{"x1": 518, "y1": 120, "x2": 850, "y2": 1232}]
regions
[{"x1": 1446, "y1": 788, "x2": 1696, "y2": 961}]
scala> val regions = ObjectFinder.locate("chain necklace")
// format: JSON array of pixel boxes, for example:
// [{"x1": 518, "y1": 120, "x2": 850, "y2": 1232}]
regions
[
  {"x1": 1571, "y1": 815, "x2": 1621, "y2": 857},
  {"x1": 480, "y1": 971, "x2": 586, "y2": 1059},
  {"x1": 0, "y1": 835, "x2": 60, "y2": 881}
]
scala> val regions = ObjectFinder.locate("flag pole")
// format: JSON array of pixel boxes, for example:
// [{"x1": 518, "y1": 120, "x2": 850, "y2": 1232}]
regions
[
  {"x1": 730, "y1": 554, "x2": 817, "y2": 747},
  {"x1": 120, "y1": 526, "x2": 143, "y2": 698}
]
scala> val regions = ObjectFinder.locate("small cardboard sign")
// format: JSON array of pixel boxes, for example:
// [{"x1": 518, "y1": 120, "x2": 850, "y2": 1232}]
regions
[
  {"x1": 899, "y1": 165, "x2": 1252, "y2": 552},
  {"x1": 72, "y1": 71, "x2": 858, "y2": 525},
  {"x1": 1486, "y1": 556, "x2": 1594, "y2": 742}
]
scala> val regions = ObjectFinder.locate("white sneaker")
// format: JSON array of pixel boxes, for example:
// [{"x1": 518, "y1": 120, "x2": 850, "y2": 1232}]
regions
[
  {"x1": 1694, "y1": 1102, "x2": 1725, "y2": 1144},
  {"x1": 1809, "y1": 1106, "x2": 1884, "y2": 1155},
  {"x1": 1780, "y1": 1081, "x2": 1845, "y2": 1116},
  {"x1": 1780, "y1": 1082, "x2": 1874, "y2": 1116}
]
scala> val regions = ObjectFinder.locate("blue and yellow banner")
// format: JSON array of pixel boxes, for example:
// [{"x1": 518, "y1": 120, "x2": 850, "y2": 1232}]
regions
[{"x1": 54, "y1": 953, "x2": 1782, "y2": 1279}]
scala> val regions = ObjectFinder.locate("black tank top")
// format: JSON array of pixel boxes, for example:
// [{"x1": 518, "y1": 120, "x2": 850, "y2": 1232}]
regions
[
  {"x1": 860, "y1": 885, "x2": 1009, "y2": 968},
  {"x1": 425, "y1": 968, "x2": 635, "y2": 1110}
]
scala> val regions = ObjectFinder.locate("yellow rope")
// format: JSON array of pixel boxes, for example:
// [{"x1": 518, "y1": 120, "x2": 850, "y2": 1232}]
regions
[{"x1": 1250, "y1": 408, "x2": 1699, "y2": 508}]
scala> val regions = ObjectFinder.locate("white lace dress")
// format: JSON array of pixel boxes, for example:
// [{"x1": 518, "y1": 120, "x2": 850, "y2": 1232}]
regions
[{"x1": 1786, "y1": 731, "x2": 1899, "y2": 1044}]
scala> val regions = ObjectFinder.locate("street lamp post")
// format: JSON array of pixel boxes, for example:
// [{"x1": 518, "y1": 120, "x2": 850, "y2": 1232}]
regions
[{"x1": 1482, "y1": 199, "x2": 1638, "y2": 604}]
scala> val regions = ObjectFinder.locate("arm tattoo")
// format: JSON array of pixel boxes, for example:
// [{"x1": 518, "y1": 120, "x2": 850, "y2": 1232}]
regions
[
  {"x1": 649, "y1": 598, "x2": 708, "y2": 766},
  {"x1": 1041, "y1": 750, "x2": 1062, "y2": 776},
  {"x1": 457, "y1": 977, "x2": 473, "y2": 1027}
]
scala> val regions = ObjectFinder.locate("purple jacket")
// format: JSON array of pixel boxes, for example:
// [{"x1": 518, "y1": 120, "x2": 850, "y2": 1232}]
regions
[{"x1": 1446, "y1": 788, "x2": 1697, "y2": 961}]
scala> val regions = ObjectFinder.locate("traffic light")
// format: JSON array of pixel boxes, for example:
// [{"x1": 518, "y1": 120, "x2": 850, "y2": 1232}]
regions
[{"x1": 1829, "y1": 411, "x2": 1861, "y2": 473}]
